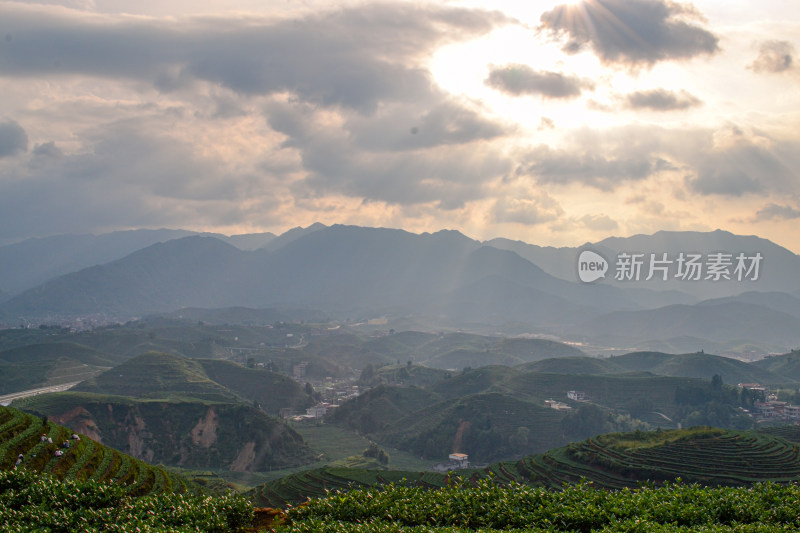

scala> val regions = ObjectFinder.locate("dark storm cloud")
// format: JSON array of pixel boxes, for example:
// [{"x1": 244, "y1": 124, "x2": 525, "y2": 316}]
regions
[
  {"x1": 0, "y1": 120, "x2": 28, "y2": 158},
  {"x1": 750, "y1": 40, "x2": 795, "y2": 73},
  {"x1": 626, "y1": 89, "x2": 701, "y2": 110},
  {"x1": 754, "y1": 203, "x2": 800, "y2": 221},
  {"x1": 0, "y1": 3, "x2": 511, "y2": 112},
  {"x1": 539, "y1": 0, "x2": 719, "y2": 67},
  {"x1": 485, "y1": 64, "x2": 593, "y2": 98}
]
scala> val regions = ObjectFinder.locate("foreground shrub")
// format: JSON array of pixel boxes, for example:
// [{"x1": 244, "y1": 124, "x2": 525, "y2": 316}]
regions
[
  {"x1": 277, "y1": 477, "x2": 800, "y2": 532},
  {"x1": 0, "y1": 470, "x2": 253, "y2": 532}
]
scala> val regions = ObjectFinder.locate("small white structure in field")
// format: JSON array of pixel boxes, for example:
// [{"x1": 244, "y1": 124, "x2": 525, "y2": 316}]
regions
[
  {"x1": 567, "y1": 390, "x2": 586, "y2": 401},
  {"x1": 448, "y1": 453, "x2": 469, "y2": 469}
]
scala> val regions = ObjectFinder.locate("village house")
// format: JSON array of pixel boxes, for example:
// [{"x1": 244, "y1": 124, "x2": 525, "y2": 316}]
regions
[
  {"x1": 448, "y1": 453, "x2": 470, "y2": 469},
  {"x1": 567, "y1": 390, "x2": 586, "y2": 401}
]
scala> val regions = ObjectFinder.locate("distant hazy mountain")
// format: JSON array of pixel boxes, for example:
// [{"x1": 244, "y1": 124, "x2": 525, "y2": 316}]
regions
[
  {"x1": 0, "y1": 225, "x2": 645, "y2": 324},
  {"x1": 261, "y1": 222, "x2": 327, "y2": 251},
  {"x1": 487, "y1": 230, "x2": 800, "y2": 300},
  {"x1": 2, "y1": 225, "x2": 798, "y2": 355},
  {"x1": 696, "y1": 291, "x2": 800, "y2": 319},
  {"x1": 576, "y1": 302, "x2": 800, "y2": 349},
  {"x1": 0, "y1": 228, "x2": 275, "y2": 298}
]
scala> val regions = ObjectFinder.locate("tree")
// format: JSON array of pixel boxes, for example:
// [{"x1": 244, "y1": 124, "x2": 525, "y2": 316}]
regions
[
  {"x1": 360, "y1": 364, "x2": 375, "y2": 382},
  {"x1": 363, "y1": 443, "x2": 390, "y2": 465}
]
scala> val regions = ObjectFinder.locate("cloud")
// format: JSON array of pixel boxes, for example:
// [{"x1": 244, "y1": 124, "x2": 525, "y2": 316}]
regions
[
  {"x1": 266, "y1": 100, "x2": 511, "y2": 210},
  {"x1": 686, "y1": 169, "x2": 762, "y2": 196},
  {"x1": 0, "y1": 119, "x2": 285, "y2": 244},
  {"x1": 32, "y1": 141, "x2": 63, "y2": 158},
  {"x1": 492, "y1": 192, "x2": 564, "y2": 225},
  {"x1": 754, "y1": 203, "x2": 800, "y2": 221},
  {"x1": 0, "y1": 3, "x2": 511, "y2": 113},
  {"x1": 0, "y1": 1, "x2": 517, "y2": 239},
  {"x1": 514, "y1": 124, "x2": 800, "y2": 198},
  {"x1": 518, "y1": 144, "x2": 656, "y2": 190},
  {"x1": 0, "y1": 120, "x2": 28, "y2": 158},
  {"x1": 750, "y1": 40, "x2": 795, "y2": 73},
  {"x1": 539, "y1": 0, "x2": 718, "y2": 67},
  {"x1": 485, "y1": 64, "x2": 593, "y2": 98},
  {"x1": 345, "y1": 101, "x2": 509, "y2": 152},
  {"x1": 685, "y1": 127, "x2": 800, "y2": 197},
  {"x1": 626, "y1": 89, "x2": 701, "y2": 110},
  {"x1": 579, "y1": 214, "x2": 619, "y2": 231}
]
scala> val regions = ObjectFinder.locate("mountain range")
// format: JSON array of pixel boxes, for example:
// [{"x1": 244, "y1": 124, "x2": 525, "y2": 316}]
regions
[{"x1": 1, "y1": 224, "x2": 798, "y2": 354}]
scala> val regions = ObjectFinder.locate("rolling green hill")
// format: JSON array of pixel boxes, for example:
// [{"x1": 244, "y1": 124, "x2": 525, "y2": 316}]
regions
[
  {"x1": 327, "y1": 385, "x2": 442, "y2": 435},
  {"x1": 380, "y1": 391, "x2": 568, "y2": 462},
  {"x1": 0, "y1": 341, "x2": 119, "y2": 394},
  {"x1": 357, "y1": 363, "x2": 453, "y2": 388},
  {"x1": 0, "y1": 341, "x2": 119, "y2": 366},
  {"x1": 73, "y1": 351, "x2": 314, "y2": 412},
  {"x1": 752, "y1": 350, "x2": 800, "y2": 382},
  {"x1": 518, "y1": 356, "x2": 623, "y2": 374},
  {"x1": 13, "y1": 392, "x2": 314, "y2": 472},
  {"x1": 330, "y1": 364, "x2": 753, "y2": 463},
  {"x1": 252, "y1": 426, "x2": 800, "y2": 508},
  {"x1": 198, "y1": 358, "x2": 314, "y2": 414},
  {"x1": 74, "y1": 351, "x2": 239, "y2": 402},
  {"x1": 426, "y1": 365, "x2": 520, "y2": 400},
  {"x1": 0, "y1": 405, "x2": 193, "y2": 495},
  {"x1": 611, "y1": 351, "x2": 792, "y2": 385}
]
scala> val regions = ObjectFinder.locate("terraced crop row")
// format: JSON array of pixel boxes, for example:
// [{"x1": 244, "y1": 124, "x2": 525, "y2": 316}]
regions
[
  {"x1": 252, "y1": 467, "x2": 450, "y2": 507},
  {"x1": 498, "y1": 428, "x2": 800, "y2": 490},
  {"x1": 0, "y1": 406, "x2": 191, "y2": 496}
]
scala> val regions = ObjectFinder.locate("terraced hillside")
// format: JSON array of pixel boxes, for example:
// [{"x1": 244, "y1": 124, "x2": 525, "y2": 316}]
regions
[
  {"x1": 506, "y1": 427, "x2": 800, "y2": 489},
  {"x1": 0, "y1": 405, "x2": 192, "y2": 496},
  {"x1": 253, "y1": 427, "x2": 800, "y2": 507},
  {"x1": 250, "y1": 467, "x2": 448, "y2": 507}
]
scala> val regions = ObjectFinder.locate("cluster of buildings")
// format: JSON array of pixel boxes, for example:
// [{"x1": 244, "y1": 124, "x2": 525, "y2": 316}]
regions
[
  {"x1": 739, "y1": 383, "x2": 800, "y2": 421},
  {"x1": 751, "y1": 400, "x2": 800, "y2": 420},
  {"x1": 281, "y1": 401, "x2": 340, "y2": 422}
]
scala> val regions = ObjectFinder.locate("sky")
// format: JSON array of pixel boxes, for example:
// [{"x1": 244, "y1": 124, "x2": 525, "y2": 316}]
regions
[{"x1": 0, "y1": 0, "x2": 798, "y2": 252}]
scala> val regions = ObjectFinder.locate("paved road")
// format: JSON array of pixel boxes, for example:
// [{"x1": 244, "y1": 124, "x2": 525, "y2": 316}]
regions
[{"x1": 0, "y1": 381, "x2": 81, "y2": 406}]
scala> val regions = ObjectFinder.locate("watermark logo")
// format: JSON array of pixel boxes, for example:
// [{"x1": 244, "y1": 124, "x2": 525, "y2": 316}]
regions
[
  {"x1": 577, "y1": 250, "x2": 609, "y2": 283},
  {"x1": 576, "y1": 250, "x2": 763, "y2": 283}
]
